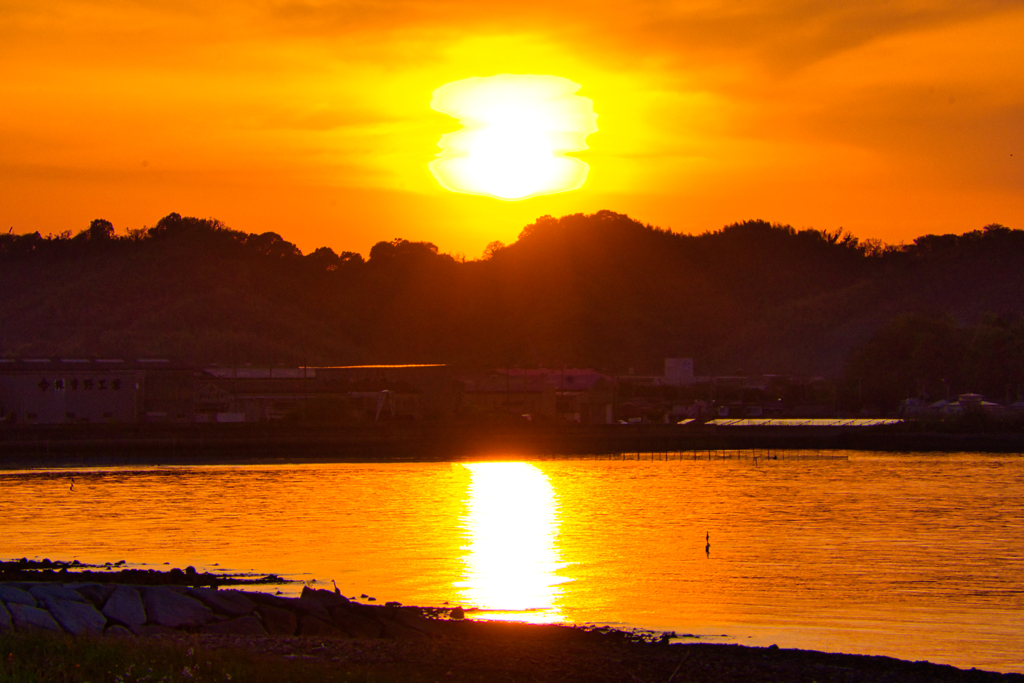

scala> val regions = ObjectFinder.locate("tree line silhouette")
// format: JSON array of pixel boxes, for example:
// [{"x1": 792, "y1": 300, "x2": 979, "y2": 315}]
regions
[{"x1": 2, "y1": 211, "x2": 1022, "y2": 412}]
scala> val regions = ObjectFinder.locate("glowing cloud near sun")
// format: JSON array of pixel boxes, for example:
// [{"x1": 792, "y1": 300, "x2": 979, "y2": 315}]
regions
[{"x1": 429, "y1": 75, "x2": 598, "y2": 200}]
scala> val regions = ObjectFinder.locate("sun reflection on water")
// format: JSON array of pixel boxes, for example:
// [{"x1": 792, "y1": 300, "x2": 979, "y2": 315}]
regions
[{"x1": 457, "y1": 462, "x2": 568, "y2": 624}]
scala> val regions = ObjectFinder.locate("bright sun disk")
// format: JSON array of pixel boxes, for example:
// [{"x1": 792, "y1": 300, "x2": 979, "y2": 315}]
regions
[{"x1": 429, "y1": 74, "x2": 598, "y2": 200}]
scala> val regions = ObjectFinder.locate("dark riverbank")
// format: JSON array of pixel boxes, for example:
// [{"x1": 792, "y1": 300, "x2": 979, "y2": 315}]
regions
[
  {"x1": 157, "y1": 631, "x2": 1024, "y2": 682},
  {"x1": 2, "y1": 422, "x2": 1024, "y2": 468},
  {"x1": 2, "y1": 560, "x2": 1022, "y2": 682},
  {"x1": 1, "y1": 572, "x2": 1021, "y2": 682}
]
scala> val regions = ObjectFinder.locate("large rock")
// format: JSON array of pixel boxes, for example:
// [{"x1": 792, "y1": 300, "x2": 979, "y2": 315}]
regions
[
  {"x1": 201, "y1": 616, "x2": 268, "y2": 636},
  {"x1": 391, "y1": 609, "x2": 454, "y2": 639},
  {"x1": 142, "y1": 587, "x2": 214, "y2": 629},
  {"x1": 29, "y1": 584, "x2": 87, "y2": 604},
  {"x1": 298, "y1": 614, "x2": 344, "y2": 637},
  {"x1": 381, "y1": 619, "x2": 431, "y2": 641},
  {"x1": 3, "y1": 583, "x2": 38, "y2": 591},
  {"x1": 375, "y1": 605, "x2": 398, "y2": 621},
  {"x1": 329, "y1": 606, "x2": 383, "y2": 639},
  {"x1": 0, "y1": 602, "x2": 11, "y2": 632},
  {"x1": 348, "y1": 602, "x2": 384, "y2": 620},
  {"x1": 103, "y1": 586, "x2": 146, "y2": 628},
  {"x1": 256, "y1": 604, "x2": 297, "y2": 636},
  {"x1": 0, "y1": 585, "x2": 36, "y2": 606},
  {"x1": 8, "y1": 603, "x2": 62, "y2": 632},
  {"x1": 300, "y1": 587, "x2": 351, "y2": 610},
  {"x1": 68, "y1": 583, "x2": 115, "y2": 608},
  {"x1": 293, "y1": 596, "x2": 331, "y2": 622},
  {"x1": 46, "y1": 598, "x2": 106, "y2": 636},
  {"x1": 187, "y1": 588, "x2": 256, "y2": 617},
  {"x1": 247, "y1": 593, "x2": 294, "y2": 610}
]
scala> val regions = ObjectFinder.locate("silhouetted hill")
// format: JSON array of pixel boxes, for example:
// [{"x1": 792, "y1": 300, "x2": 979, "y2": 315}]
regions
[
  {"x1": 2, "y1": 212, "x2": 1022, "y2": 383},
  {"x1": 719, "y1": 224, "x2": 1024, "y2": 376}
]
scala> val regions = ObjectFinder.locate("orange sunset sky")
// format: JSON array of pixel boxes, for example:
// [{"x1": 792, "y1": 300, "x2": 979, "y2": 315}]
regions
[{"x1": 2, "y1": 0, "x2": 1022, "y2": 259}]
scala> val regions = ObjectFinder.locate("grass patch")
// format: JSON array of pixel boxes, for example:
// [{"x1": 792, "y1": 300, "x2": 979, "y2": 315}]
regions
[{"x1": 0, "y1": 631, "x2": 383, "y2": 683}]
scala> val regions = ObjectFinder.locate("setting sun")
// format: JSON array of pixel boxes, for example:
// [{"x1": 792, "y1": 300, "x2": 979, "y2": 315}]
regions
[{"x1": 428, "y1": 75, "x2": 598, "y2": 200}]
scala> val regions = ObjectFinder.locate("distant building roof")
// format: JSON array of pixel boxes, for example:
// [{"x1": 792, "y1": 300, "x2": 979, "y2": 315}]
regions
[
  {"x1": 708, "y1": 418, "x2": 903, "y2": 427},
  {"x1": 203, "y1": 367, "x2": 315, "y2": 379},
  {"x1": 0, "y1": 358, "x2": 178, "y2": 370},
  {"x1": 325, "y1": 364, "x2": 446, "y2": 369},
  {"x1": 495, "y1": 368, "x2": 610, "y2": 391}
]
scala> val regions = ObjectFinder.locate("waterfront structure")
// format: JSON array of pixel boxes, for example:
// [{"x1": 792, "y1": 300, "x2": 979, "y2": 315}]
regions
[
  {"x1": 191, "y1": 364, "x2": 454, "y2": 423},
  {"x1": 0, "y1": 359, "x2": 453, "y2": 425},
  {"x1": 457, "y1": 368, "x2": 614, "y2": 424},
  {"x1": 0, "y1": 358, "x2": 144, "y2": 424}
]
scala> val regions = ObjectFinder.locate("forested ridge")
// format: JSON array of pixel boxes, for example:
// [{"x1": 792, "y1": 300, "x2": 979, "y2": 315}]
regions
[{"x1": 3, "y1": 210, "x2": 1023, "y2": 409}]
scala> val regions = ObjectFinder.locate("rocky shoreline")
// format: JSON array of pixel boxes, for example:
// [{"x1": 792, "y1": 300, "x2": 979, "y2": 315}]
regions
[
  {"x1": 2, "y1": 568, "x2": 1023, "y2": 682},
  {"x1": 0, "y1": 558, "x2": 289, "y2": 589},
  {"x1": 0, "y1": 579, "x2": 479, "y2": 641}
]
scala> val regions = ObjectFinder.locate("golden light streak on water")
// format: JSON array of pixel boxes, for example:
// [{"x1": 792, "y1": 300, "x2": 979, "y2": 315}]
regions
[
  {"x1": 456, "y1": 462, "x2": 567, "y2": 624},
  {"x1": 2, "y1": 455, "x2": 1023, "y2": 672}
]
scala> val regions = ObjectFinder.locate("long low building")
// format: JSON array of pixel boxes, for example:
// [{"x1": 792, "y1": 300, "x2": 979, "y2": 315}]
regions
[
  {"x1": 0, "y1": 358, "x2": 150, "y2": 425},
  {"x1": 0, "y1": 359, "x2": 455, "y2": 426},
  {"x1": 706, "y1": 418, "x2": 904, "y2": 427}
]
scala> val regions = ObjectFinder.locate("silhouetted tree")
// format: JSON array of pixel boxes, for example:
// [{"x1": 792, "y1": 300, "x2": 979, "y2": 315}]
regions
[
  {"x1": 2, "y1": 209, "x2": 1022, "y2": 378},
  {"x1": 88, "y1": 219, "x2": 114, "y2": 241},
  {"x1": 482, "y1": 240, "x2": 505, "y2": 260}
]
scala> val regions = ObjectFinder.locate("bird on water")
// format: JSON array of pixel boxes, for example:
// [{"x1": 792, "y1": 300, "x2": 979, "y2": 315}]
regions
[
  {"x1": 705, "y1": 531, "x2": 710, "y2": 558},
  {"x1": 69, "y1": 476, "x2": 75, "y2": 492}
]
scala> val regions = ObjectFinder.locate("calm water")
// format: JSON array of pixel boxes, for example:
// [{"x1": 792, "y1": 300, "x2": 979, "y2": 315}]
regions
[{"x1": 1, "y1": 452, "x2": 1022, "y2": 674}]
